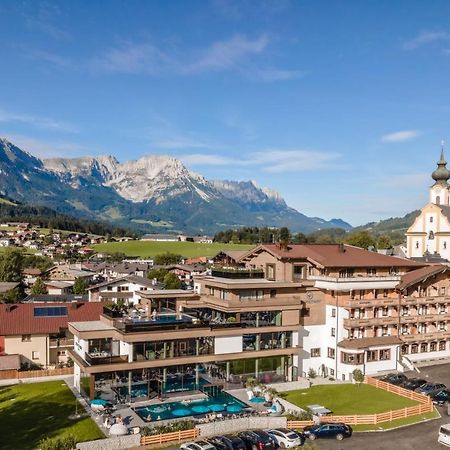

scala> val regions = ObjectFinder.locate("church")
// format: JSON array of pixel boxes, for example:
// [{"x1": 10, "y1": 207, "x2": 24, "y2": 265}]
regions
[{"x1": 406, "y1": 149, "x2": 450, "y2": 261}]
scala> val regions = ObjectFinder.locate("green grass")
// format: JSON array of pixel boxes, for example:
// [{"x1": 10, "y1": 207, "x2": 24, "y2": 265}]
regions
[
  {"x1": 282, "y1": 384, "x2": 418, "y2": 415},
  {"x1": 352, "y1": 408, "x2": 440, "y2": 431},
  {"x1": 93, "y1": 240, "x2": 254, "y2": 258},
  {"x1": 0, "y1": 381, "x2": 104, "y2": 450}
]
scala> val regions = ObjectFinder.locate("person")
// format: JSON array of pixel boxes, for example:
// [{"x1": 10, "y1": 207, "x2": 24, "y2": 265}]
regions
[{"x1": 151, "y1": 309, "x2": 157, "y2": 321}]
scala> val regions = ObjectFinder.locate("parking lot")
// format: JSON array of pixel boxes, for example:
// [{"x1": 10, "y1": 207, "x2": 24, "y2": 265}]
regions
[{"x1": 311, "y1": 363, "x2": 450, "y2": 450}]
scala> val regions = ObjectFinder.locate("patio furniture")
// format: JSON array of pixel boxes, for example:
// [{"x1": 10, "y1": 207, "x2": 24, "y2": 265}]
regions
[{"x1": 307, "y1": 404, "x2": 332, "y2": 416}]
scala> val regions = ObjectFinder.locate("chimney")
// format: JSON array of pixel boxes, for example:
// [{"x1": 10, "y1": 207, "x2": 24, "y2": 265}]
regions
[{"x1": 339, "y1": 243, "x2": 346, "y2": 253}]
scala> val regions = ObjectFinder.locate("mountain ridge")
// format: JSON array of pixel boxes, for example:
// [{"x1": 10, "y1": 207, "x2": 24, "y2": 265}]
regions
[{"x1": 0, "y1": 138, "x2": 352, "y2": 234}]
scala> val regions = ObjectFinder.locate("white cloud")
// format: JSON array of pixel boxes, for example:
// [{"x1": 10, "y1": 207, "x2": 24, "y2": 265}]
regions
[
  {"x1": 90, "y1": 34, "x2": 301, "y2": 82},
  {"x1": 1, "y1": 134, "x2": 86, "y2": 158},
  {"x1": 181, "y1": 148, "x2": 340, "y2": 173},
  {"x1": 381, "y1": 130, "x2": 420, "y2": 143},
  {"x1": 403, "y1": 31, "x2": 450, "y2": 50},
  {"x1": 0, "y1": 107, "x2": 78, "y2": 133}
]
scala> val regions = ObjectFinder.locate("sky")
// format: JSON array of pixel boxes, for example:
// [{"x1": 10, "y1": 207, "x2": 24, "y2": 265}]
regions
[{"x1": 1, "y1": 0, "x2": 450, "y2": 226}]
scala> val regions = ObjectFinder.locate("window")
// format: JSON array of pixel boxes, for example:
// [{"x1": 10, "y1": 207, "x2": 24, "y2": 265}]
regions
[
  {"x1": 401, "y1": 345, "x2": 409, "y2": 355},
  {"x1": 430, "y1": 216, "x2": 434, "y2": 223},
  {"x1": 445, "y1": 242, "x2": 447, "y2": 250},
  {"x1": 311, "y1": 348, "x2": 321, "y2": 357},
  {"x1": 21, "y1": 334, "x2": 31, "y2": 342},
  {"x1": 270, "y1": 289, "x2": 277, "y2": 298},
  {"x1": 327, "y1": 347, "x2": 335, "y2": 359},
  {"x1": 367, "y1": 268, "x2": 377, "y2": 276},
  {"x1": 379, "y1": 349, "x2": 390, "y2": 360},
  {"x1": 107, "y1": 286, "x2": 113, "y2": 291},
  {"x1": 366, "y1": 350, "x2": 378, "y2": 362},
  {"x1": 118, "y1": 286, "x2": 129, "y2": 292},
  {"x1": 331, "y1": 308, "x2": 336, "y2": 318},
  {"x1": 420, "y1": 343, "x2": 428, "y2": 353},
  {"x1": 341, "y1": 352, "x2": 364, "y2": 365},
  {"x1": 57, "y1": 350, "x2": 66, "y2": 356},
  {"x1": 330, "y1": 369, "x2": 335, "y2": 377},
  {"x1": 33, "y1": 307, "x2": 67, "y2": 317},
  {"x1": 439, "y1": 341, "x2": 447, "y2": 351},
  {"x1": 430, "y1": 342, "x2": 437, "y2": 352},
  {"x1": 441, "y1": 287, "x2": 446, "y2": 296},
  {"x1": 239, "y1": 290, "x2": 263, "y2": 301},
  {"x1": 429, "y1": 231, "x2": 435, "y2": 240},
  {"x1": 339, "y1": 269, "x2": 354, "y2": 278},
  {"x1": 416, "y1": 241, "x2": 419, "y2": 249},
  {"x1": 331, "y1": 327, "x2": 336, "y2": 337},
  {"x1": 32, "y1": 351, "x2": 39, "y2": 360},
  {"x1": 293, "y1": 265, "x2": 304, "y2": 279},
  {"x1": 266, "y1": 264, "x2": 275, "y2": 280},
  {"x1": 411, "y1": 344, "x2": 419, "y2": 354}
]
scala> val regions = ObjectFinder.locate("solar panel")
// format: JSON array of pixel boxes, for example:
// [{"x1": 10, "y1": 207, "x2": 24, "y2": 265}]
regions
[{"x1": 33, "y1": 306, "x2": 68, "y2": 317}]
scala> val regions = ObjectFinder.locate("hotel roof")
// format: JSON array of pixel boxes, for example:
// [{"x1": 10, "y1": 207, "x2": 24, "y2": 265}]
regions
[{"x1": 397, "y1": 264, "x2": 450, "y2": 291}]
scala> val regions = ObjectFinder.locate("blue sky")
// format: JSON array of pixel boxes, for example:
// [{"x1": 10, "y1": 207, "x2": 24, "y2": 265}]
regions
[{"x1": 1, "y1": 0, "x2": 450, "y2": 226}]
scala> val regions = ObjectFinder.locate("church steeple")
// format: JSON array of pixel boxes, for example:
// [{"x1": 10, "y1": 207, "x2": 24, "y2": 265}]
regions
[{"x1": 432, "y1": 144, "x2": 450, "y2": 186}]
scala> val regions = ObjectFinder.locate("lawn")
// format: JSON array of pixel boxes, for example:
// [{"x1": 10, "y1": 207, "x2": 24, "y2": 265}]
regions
[
  {"x1": 92, "y1": 240, "x2": 254, "y2": 258},
  {"x1": 281, "y1": 384, "x2": 418, "y2": 415},
  {"x1": 0, "y1": 381, "x2": 104, "y2": 450}
]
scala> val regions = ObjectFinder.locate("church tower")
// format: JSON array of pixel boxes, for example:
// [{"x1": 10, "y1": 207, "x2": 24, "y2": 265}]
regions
[
  {"x1": 429, "y1": 147, "x2": 450, "y2": 205},
  {"x1": 406, "y1": 146, "x2": 450, "y2": 261}
]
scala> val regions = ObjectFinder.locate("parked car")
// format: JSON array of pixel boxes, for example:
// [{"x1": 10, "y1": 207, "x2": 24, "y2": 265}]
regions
[
  {"x1": 238, "y1": 430, "x2": 278, "y2": 450},
  {"x1": 207, "y1": 435, "x2": 247, "y2": 450},
  {"x1": 303, "y1": 423, "x2": 352, "y2": 441},
  {"x1": 415, "y1": 383, "x2": 447, "y2": 396},
  {"x1": 400, "y1": 378, "x2": 427, "y2": 391},
  {"x1": 432, "y1": 389, "x2": 450, "y2": 405},
  {"x1": 267, "y1": 428, "x2": 305, "y2": 448},
  {"x1": 181, "y1": 441, "x2": 217, "y2": 450},
  {"x1": 383, "y1": 373, "x2": 408, "y2": 385}
]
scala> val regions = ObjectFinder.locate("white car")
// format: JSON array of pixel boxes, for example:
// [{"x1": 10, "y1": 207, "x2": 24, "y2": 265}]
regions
[
  {"x1": 180, "y1": 441, "x2": 217, "y2": 450},
  {"x1": 267, "y1": 428, "x2": 304, "y2": 448}
]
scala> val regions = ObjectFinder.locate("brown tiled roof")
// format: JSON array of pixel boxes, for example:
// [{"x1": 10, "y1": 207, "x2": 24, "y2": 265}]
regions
[
  {"x1": 0, "y1": 354, "x2": 21, "y2": 370},
  {"x1": 397, "y1": 264, "x2": 450, "y2": 291},
  {"x1": 338, "y1": 336, "x2": 402, "y2": 349},
  {"x1": 213, "y1": 250, "x2": 248, "y2": 261},
  {"x1": 243, "y1": 244, "x2": 422, "y2": 268},
  {"x1": 0, "y1": 302, "x2": 103, "y2": 336}
]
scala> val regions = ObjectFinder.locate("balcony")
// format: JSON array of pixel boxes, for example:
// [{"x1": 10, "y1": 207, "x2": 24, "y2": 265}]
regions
[
  {"x1": 344, "y1": 316, "x2": 398, "y2": 328},
  {"x1": 400, "y1": 313, "x2": 450, "y2": 324},
  {"x1": 49, "y1": 338, "x2": 74, "y2": 348},
  {"x1": 211, "y1": 267, "x2": 264, "y2": 279},
  {"x1": 85, "y1": 352, "x2": 129, "y2": 366},
  {"x1": 401, "y1": 296, "x2": 450, "y2": 305},
  {"x1": 344, "y1": 297, "x2": 399, "y2": 308},
  {"x1": 400, "y1": 331, "x2": 450, "y2": 343},
  {"x1": 309, "y1": 275, "x2": 401, "y2": 291}
]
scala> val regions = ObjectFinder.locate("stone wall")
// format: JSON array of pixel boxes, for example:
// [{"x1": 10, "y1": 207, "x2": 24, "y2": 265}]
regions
[
  {"x1": 197, "y1": 416, "x2": 287, "y2": 437},
  {"x1": 76, "y1": 435, "x2": 140, "y2": 450}
]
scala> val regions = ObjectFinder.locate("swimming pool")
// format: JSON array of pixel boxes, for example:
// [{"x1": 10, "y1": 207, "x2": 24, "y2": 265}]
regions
[{"x1": 134, "y1": 388, "x2": 247, "y2": 422}]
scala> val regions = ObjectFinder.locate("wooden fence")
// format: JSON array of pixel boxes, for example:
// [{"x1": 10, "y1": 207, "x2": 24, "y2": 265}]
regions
[
  {"x1": 287, "y1": 376, "x2": 433, "y2": 428},
  {"x1": 0, "y1": 367, "x2": 73, "y2": 380},
  {"x1": 140, "y1": 428, "x2": 199, "y2": 446}
]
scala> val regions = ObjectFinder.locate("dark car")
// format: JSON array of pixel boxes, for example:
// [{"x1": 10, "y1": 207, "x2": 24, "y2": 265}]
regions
[
  {"x1": 415, "y1": 383, "x2": 447, "y2": 396},
  {"x1": 207, "y1": 436, "x2": 247, "y2": 450},
  {"x1": 400, "y1": 378, "x2": 427, "y2": 391},
  {"x1": 303, "y1": 423, "x2": 352, "y2": 441},
  {"x1": 237, "y1": 430, "x2": 278, "y2": 450},
  {"x1": 383, "y1": 373, "x2": 408, "y2": 385},
  {"x1": 432, "y1": 389, "x2": 450, "y2": 405}
]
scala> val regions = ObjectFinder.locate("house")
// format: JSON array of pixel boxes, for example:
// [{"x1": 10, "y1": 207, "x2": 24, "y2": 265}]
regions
[
  {"x1": 44, "y1": 281, "x2": 74, "y2": 295},
  {"x1": 23, "y1": 268, "x2": 43, "y2": 286},
  {"x1": 43, "y1": 264, "x2": 95, "y2": 282},
  {"x1": 211, "y1": 250, "x2": 248, "y2": 267},
  {"x1": 87, "y1": 275, "x2": 164, "y2": 305},
  {"x1": 0, "y1": 302, "x2": 103, "y2": 368},
  {"x1": 166, "y1": 264, "x2": 205, "y2": 286}
]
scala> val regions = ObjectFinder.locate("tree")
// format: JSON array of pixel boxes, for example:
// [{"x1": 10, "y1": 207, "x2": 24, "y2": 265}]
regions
[
  {"x1": 352, "y1": 368, "x2": 364, "y2": 385},
  {"x1": 377, "y1": 234, "x2": 392, "y2": 249},
  {"x1": 154, "y1": 252, "x2": 183, "y2": 265},
  {"x1": 293, "y1": 232, "x2": 308, "y2": 244},
  {"x1": 163, "y1": 272, "x2": 181, "y2": 289},
  {"x1": 279, "y1": 227, "x2": 290, "y2": 243},
  {"x1": 0, "y1": 248, "x2": 24, "y2": 282},
  {"x1": 72, "y1": 277, "x2": 88, "y2": 295},
  {"x1": 344, "y1": 231, "x2": 376, "y2": 250},
  {"x1": 31, "y1": 277, "x2": 48, "y2": 295},
  {"x1": 1, "y1": 286, "x2": 23, "y2": 303},
  {"x1": 147, "y1": 268, "x2": 169, "y2": 282}
]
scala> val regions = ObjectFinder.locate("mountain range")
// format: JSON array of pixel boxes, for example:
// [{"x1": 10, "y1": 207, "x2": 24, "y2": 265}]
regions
[{"x1": 0, "y1": 138, "x2": 352, "y2": 234}]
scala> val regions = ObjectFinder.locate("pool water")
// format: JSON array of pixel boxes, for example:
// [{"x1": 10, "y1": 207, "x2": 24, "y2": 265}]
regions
[{"x1": 134, "y1": 388, "x2": 247, "y2": 421}]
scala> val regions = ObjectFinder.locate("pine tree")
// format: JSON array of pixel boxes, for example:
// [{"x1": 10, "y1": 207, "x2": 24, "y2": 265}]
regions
[{"x1": 31, "y1": 277, "x2": 48, "y2": 295}]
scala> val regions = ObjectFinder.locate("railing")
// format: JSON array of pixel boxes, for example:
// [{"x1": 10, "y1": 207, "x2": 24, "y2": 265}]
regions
[
  {"x1": 49, "y1": 338, "x2": 74, "y2": 347},
  {"x1": 140, "y1": 428, "x2": 199, "y2": 446},
  {"x1": 84, "y1": 353, "x2": 128, "y2": 366},
  {"x1": 287, "y1": 376, "x2": 433, "y2": 428},
  {"x1": 400, "y1": 331, "x2": 450, "y2": 342},
  {"x1": 344, "y1": 316, "x2": 398, "y2": 327},
  {"x1": 309, "y1": 275, "x2": 401, "y2": 283}
]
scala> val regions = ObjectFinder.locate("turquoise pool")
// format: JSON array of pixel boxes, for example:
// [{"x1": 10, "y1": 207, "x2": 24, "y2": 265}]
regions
[{"x1": 134, "y1": 388, "x2": 247, "y2": 421}]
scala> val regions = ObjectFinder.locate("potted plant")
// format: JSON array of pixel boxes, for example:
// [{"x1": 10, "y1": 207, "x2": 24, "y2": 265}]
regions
[{"x1": 264, "y1": 387, "x2": 279, "y2": 403}]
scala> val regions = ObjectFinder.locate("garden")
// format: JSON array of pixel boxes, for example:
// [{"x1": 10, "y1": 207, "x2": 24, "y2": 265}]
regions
[{"x1": 0, "y1": 381, "x2": 103, "y2": 450}]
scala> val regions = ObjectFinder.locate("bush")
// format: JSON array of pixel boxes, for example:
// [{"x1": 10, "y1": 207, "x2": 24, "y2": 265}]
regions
[
  {"x1": 285, "y1": 408, "x2": 313, "y2": 421},
  {"x1": 141, "y1": 419, "x2": 195, "y2": 436},
  {"x1": 38, "y1": 435, "x2": 76, "y2": 450},
  {"x1": 307, "y1": 368, "x2": 317, "y2": 379}
]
